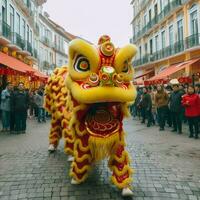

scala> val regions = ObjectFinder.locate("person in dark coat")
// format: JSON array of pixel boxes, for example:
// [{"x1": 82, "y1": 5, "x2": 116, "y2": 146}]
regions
[
  {"x1": 182, "y1": 85, "x2": 200, "y2": 139},
  {"x1": 169, "y1": 79, "x2": 184, "y2": 134},
  {"x1": 13, "y1": 82, "x2": 29, "y2": 134},
  {"x1": 140, "y1": 87, "x2": 152, "y2": 127},
  {"x1": 155, "y1": 85, "x2": 169, "y2": 131}
]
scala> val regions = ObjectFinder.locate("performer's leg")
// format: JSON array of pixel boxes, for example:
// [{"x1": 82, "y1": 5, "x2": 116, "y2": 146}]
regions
[
  {"x1": 109, "y1": 141, "x2": 133, "y2": 196},
  {"x1": 70, "y1": 134, "x2": 92, "y2": 184},
  {"x1": 48, "y1": 117, "x2": 62, "y2": 151},
  {"x1": 62, "y1": 119, "x2": 74, "y2": 160}
]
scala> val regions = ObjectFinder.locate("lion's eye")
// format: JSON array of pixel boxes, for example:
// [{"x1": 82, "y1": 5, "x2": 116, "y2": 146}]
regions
[
  {"x1": 74, "y1": 55, "x2": 90, "y2": 72},
  {"x1": 122, "y1": 61, "x2": 129, "y2": 73}
]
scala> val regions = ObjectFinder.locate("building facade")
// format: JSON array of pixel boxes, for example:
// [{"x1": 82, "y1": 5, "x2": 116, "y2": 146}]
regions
[
  {"x1": 0, "y1": 0, "x2": 75, "y2": 78},
  {"x1": 38, "y1": 13, "x2": 75, "y2": 75},
  {"x1": 131, "y1": 0, "x2": 200, "y2": 85}
]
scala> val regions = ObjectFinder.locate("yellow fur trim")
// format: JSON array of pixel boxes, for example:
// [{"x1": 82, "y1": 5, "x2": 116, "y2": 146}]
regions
[
  {"x1": 114, "y1": 44, "x2": 137, "y2": 73},
  {"x1": 111, "y1": 176, "x2": 132, "y2": 189},
  {"x1": 71, "y1": 162, "x2": 91, "y2": 174},
  {"x1": 75, "y1": 139, "x2": 90, "y2": 152},
  {"x1": 75, "y1": 122, "x2": 87, "y2": 136},
  {"x1": 74, "y1": 150, "x2": 92, "y2": 163},
  {"x1": 69, "y1": 170, "x2": 89, "y2": 183},
  {"x1": 111, "y1": 165, "x2": 133, "y2": 176},
  {"x1": 88, "y1": 133, "x2": 120, "y2": 161}
]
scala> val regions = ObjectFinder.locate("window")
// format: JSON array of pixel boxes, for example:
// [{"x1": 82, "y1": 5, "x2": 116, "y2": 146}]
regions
[
  {"x1": 177, "y1": 19, "x2": 183, "y2": 41},
  {"x1": 154, "y1": 4, "x2": 158, "y2": 20},
  {"x1": 190, "y1": 5, "x2": 198, "y2": 35},
  {"x1": 169, "y1": 25, "x2": 174, "y2": 45},
  {"x1": 22, "y1": 19, "x2": 25, "y2": 39},
  {"x1": 144, "y1": 15, "x2": 147, "y2": 26},
  {"x1": 149, "y1": 39, "x2": 153, "y2": 54},
  {"x1": 155, "y1": 35, "x2": 159, "y2": 52},
  {"x1": 30, "y1": 30, "x2": 32, "y2": 44},
  {"x1": 160, "y1": 0, "x2": 163, "y2": 11},
  {"x1": 9, "y1": 5, "x2": 14, "y2": 32},
  {"x1": 149, "y1": 9, "x2": 152, "y2": 22},
  {"x1": 16, "y1": 13, "x2": 20, "y2": 34},
  {"x1": 145, "y1": 43, "x2": 148, "y2": 54},
  {"x1": 2, "y1": 0, "x2": 7, "y2": 22},
  {"x1": 139, "y1": 46, "x2": 142, "y2": 59},
  {"x1": 27, "y1": 25, "x2": 29, "y2": 42},
  {"x1": 161, "y1": 30, "x2": 165, "y2": 48}
]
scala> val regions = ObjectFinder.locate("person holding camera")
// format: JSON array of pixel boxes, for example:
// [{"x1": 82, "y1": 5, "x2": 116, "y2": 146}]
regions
[{"x1": 0, "y1": 82, "x2": 12, "y2": 132}]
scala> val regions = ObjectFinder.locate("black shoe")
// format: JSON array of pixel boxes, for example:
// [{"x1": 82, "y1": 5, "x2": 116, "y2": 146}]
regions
[
  {"x1": 194, "y1": 135, "x2": 199, "y2": 139},
  {"x1": 178, "y1": 131, "x2": 182, "y2": 134},
  {"x1": 159, "y1": 128, "x2": 164, "y2": 131},
  {"x1": 141, "y1": 121, "x2": 145, "y2": 124},
  {"x1": 171, "y1": 129, "x2": 177, "y2": 132},
  {"x1": 189, "y1": 135, "x2": 193, "y2": 138}
]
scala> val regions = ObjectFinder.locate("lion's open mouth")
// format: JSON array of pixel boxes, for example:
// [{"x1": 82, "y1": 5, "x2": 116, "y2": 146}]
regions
[{"x1": 78, "y1": 103, "x2": 122, "y2": 138}]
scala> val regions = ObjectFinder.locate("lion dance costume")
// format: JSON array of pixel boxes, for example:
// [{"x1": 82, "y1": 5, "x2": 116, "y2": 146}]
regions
[{"x1": 44, "y1": 35, "x2": 137, "y2": 196}]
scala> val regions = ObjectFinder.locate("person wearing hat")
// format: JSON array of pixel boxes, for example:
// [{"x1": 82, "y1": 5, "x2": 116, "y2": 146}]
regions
[{"x1": 169, "y1": 79, "x2": 185, "y2": 134}]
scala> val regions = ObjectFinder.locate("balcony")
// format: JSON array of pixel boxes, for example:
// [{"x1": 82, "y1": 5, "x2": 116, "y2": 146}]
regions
[
  {"x1": 186, "y1": 33, "x2": 200, "y2": 49},
  {"x1": 8, "y1": 33, "x2": 24, "y2": 51},
  {"x1": 15, "y1": 0, "x2": 33, "y2": 18},
  {"x1": 0, "y1": 21, "x2": 11, "y2": 45},
  {"x1": 133, "y1": 36, "x2": 200, "y2": 67},
  {"x1": 132, "y1": 0, "x2": 182, "y2": 43},
  {"x1": 41, "y1": 36, "x2": 52, "y2": 47},
  {"x1": 42, "y1": 61, "x2": 50, "y2": 69}
]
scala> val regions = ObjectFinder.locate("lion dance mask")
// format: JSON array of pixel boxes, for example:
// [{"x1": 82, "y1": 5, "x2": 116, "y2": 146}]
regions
[{"x1": 44, "y1": 35, "x2": 137, "y2": 196}]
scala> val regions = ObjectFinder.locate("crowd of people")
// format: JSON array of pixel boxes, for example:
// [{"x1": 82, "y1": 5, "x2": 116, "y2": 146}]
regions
[
  {"x1": 0, "y1": 82, "x2": 47, "y2": 134},
  {"x1": 131, "y1": 80, "x2": 200, "y2": 139}
]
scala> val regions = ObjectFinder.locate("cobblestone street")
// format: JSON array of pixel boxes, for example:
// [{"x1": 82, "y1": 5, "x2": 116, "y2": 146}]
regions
[{"x1": 0, "y1": 118, "x2": 200, "y2": 200}]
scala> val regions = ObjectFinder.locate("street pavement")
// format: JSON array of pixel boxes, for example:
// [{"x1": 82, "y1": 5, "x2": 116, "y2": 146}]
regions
[{"x1": 0, "y1": 118, "x2": 200, "y2": 200}]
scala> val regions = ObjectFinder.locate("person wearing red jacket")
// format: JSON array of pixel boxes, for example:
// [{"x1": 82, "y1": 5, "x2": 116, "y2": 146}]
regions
[{"x1": 182, "y1": 85, "x2": 200, "y2": 139}]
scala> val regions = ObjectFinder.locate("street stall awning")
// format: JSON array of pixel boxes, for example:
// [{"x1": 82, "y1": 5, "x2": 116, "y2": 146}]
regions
[
  {"x1": 0, "y1": 51, "x2": 35, "y2": 73},
  {"x1": 34, "y1": 69, "x2": 48, "y2": 79},
  {"x1": 134, "y1": 69, "x2": 154, "y2": 79},
  {"x1": 148, "y1": 58, "x2": 200, "y2": 81}
]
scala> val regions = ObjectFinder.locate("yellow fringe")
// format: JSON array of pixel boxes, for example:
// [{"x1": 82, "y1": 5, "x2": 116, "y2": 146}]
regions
[
  {"x1": 88, "y1": 132, "x2": 120, "y2": 162},
  {"x1": 75, "y1": 122, "x2": 87, "y2": 136}
]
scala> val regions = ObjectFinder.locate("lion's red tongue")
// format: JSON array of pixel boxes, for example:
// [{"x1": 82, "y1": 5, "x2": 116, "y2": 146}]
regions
[{"x1": 85, "y1": 103, "x2": 122, "y2": 138}]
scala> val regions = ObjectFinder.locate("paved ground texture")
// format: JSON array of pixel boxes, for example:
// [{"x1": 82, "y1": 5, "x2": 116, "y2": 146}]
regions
[{"x1": 0, "y1": 118, "x2": 200, "y2": 200}]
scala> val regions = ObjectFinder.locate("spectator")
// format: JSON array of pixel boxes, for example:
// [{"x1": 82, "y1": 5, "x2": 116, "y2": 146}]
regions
[
  {"x1": 155, "y1": 85, "x2": 169, "y2": 131},
  {"x1": 169, "y1": 79, "x2": 184, "y2": 134},
  {"x1": 182, "y1": 85, "x2": 200, "y2": 139},
  {"x1": 195, "y1": 84, "x2": 200, "y2": 95},
  {"x1": 149, "y1": 86, "x2": 156, "y2": 125},
  {"x1": 10, "y1": 86, "x2": 17, "y2": 133},
  {"x1": 35, "y1": 88, "x2": 46, "y2": 123},
  {"x1": 28, "y1": 90, "x2": 35, "y2": 119},
  {"x1": 0, "y1": 83, "x2": 12, "y2": 132},
  {"x1": 140, "y1": 87, "x2": 152, "y2": 127},
  {"x1": 13, "y1": 82, "x2": 29, "y2": 134}
]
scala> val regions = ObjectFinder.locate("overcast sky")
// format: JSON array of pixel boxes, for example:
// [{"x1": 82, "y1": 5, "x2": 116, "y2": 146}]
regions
[{"x1": 43, "y1": 0, "x2": 133, "y2": 47}]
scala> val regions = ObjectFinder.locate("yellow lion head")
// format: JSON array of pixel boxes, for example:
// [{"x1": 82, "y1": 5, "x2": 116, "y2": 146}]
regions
[{"x1": 66, "y1": 35, "x2": 137, "y2": 104}]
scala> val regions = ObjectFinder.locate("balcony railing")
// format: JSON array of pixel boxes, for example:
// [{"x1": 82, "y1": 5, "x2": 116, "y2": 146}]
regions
[
  {"x1": 0, "y1": 21, "x2": 12, "y2": 41},
  {"x1": 11, "y1": 32, "x2": 25, "y2": 49},
  {"x1": 42, "y1": 61, "x2": 50, "y2": 69},
  {"x1": 133, "y1": 35, "x2": 200, "y2": 67},
  {"x1": 33, "y1": 49, "x2": 38, "y2": 59},
  {"x1": 186, "y1": 33, "x2": 200, "y2": 49},
  {"x1": 132, "y1": 0, "x2": 182, "y2": 42},
  {"x1": 42, "y1": 36, "x2": 52, "y2": 47},
  {"x1": 26, "y1": 41, "x2": 33, "y2": 55}
]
